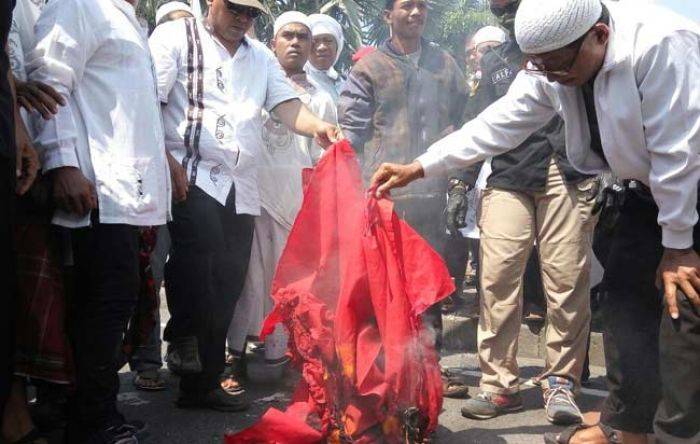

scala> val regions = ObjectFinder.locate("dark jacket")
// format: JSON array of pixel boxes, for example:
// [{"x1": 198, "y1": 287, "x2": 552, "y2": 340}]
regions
[
  {"x1": 339, "y1": 39, "x2": 467, "y2": 197},
  {"x1": 464, "y1": 40, "x2": 590, "y2": 191}
]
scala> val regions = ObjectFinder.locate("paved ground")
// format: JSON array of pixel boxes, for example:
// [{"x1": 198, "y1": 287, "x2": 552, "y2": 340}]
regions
[{"x1": 112, "y1": 352, "x2": 607, "y2": 444}]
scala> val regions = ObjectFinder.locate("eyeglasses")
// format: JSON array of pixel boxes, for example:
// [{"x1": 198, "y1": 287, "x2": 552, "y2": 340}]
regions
[
  {"x1": 524, "y1": 31, "x2": 589, "y2": 76},
  {"x1": 490, "y1": 0, "x2": 520, "y2": 18},
  {"x1": 225, "y1": 2, "x2": 261, "y2": 19}
]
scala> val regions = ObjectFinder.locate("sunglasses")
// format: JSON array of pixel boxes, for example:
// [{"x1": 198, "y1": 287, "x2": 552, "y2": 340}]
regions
[
  {"x1": 525, "y1": 31, "x2": 589, "y2": 76},
  {"x1": 225, "y1": 2, "x2": 262, "y2": 19},
  {"x1": 490, "y1": 0, "x2": 520, "y2": 18}
]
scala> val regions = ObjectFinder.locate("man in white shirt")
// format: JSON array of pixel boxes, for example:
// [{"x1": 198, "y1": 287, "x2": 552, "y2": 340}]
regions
[
  {"x1": 29, "y1": 0, "x2": 170, "y2": 442},
  {"x1": 226, "y1": 11, "x2": 337, "y2": 384},
  {"x1": 305, "y1": 13, "x2": 345, "y2": 104},
  {"x1": 150, "y1": 0, "x2": 337, "y2": 412},
  {"x1": 371, "y1": 0, "x2": 700, "y2": 442}
]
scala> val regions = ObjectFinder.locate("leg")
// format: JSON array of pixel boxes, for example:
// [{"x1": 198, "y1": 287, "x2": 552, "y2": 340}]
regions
[
  {"x1": 477, "y1": 187, "x2": 536, "y2": 395},
  {"x1": 535, "y1": 165, "x2": 594, "y2": 390},
  {"x1": 594, "y1": 189, "x2": 662, "y2": 436},
  {"x1": 0, "y1": 156, "x2": 16, "y2": 418},
  {"x1": 654, "y1": 281, "x2": 700, "y2": 441},
  {"x1": 67, "y1": 220, "x2": 140, "y2": 439}
]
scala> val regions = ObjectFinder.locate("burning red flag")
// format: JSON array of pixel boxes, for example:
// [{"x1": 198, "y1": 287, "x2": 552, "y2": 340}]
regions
[{"x1": 226, "y1": 141, "x2": 454, "y2": 443}]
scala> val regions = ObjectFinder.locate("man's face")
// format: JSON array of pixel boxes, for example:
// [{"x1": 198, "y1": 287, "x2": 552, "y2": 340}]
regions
[
  {"x1": 525, "y1": 24, "x2": 609, "y2": 87},
  {"x1": 385, "y1": 0, "x2": 428, "y2": 41},
  {"x1": 489, "y1": 0, "x2": 519, "y2": 36},
  {"x1": 310, "y1": 34, "x2": 338, "y2": 71},
  {"x1": 273, "y1": 23, "x2": 312, "y2": 73},
  {"x1": 465, "y1": 40, "x2": 501, "y2": 72},
  {"x1": 207, "y1": 0, "x2": 256, "y2": 44}
]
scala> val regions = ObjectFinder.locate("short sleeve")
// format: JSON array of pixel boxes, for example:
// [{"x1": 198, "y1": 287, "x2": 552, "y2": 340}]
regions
[{"x1": 149, "y1": 20, "x2": 184, "y2": 103}]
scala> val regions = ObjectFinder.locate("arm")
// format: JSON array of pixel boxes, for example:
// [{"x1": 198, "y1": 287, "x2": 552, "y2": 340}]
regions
[
  {"x1": 272, "y1": 99, "x2": 337, "y2": 147},
  {"x1": 371, "y1": 72, "x2": 557, "y2": 196},
  {"x1": 637, "y1": 31, "x2": 700, "y2": 317},
  {"x1": 337, "y1": 68, "x2": 375, "y2": 151},
  {"x1": 150, "y1": 22, "x2": 189, "y2": 202},
  {"x1": 27, "y1": 1, "x2": 98, "y2": 215},
  {"x1": 8, "y1": 67, "x2": 38, "y2": 195}
]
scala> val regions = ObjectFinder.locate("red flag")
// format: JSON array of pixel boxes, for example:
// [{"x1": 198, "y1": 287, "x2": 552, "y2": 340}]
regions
[{"x1": 226, "y1": 141, "x2": 453, "y2": 443}]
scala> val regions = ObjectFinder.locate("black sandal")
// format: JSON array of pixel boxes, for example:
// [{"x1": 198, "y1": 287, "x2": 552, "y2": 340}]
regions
[{"x1": 544, "y1": 422, "x2": 621, "y2": 444}]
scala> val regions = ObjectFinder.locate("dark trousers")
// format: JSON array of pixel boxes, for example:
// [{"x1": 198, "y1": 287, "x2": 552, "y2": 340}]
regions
[
  {"x1": 165, "y1": 186, "x2": 253, "y2": 393},
  {"x1": 600, "y1": 189, "x2": 700, "y2": 439},
  {"x1": 0, "y1": 156, "x2": 15, "y2": 418},
  {"x1": 395, "y1": 195, "x2": 447, "y2": 351},
  {"x1": 67, "y1": 219, "x2": 140, "y2": 436}
]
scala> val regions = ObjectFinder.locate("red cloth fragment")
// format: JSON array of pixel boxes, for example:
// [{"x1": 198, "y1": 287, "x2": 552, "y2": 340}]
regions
[{"x1": 226, "y1": 141, "x2": 453, "y2": 443}]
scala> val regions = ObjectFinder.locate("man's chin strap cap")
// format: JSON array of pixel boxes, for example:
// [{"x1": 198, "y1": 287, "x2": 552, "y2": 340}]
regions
[{"x1": 515, "y1": 0, "x2": 602, "y2": 54}]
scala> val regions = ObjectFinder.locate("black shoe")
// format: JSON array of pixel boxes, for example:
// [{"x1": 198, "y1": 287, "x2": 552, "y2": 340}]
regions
[
  {"x1": 177, "y1": 386, "x2": 250, "y2": 412},
  {"x1": 166, "y1": 336, "x2": 202, "y2": 375}
]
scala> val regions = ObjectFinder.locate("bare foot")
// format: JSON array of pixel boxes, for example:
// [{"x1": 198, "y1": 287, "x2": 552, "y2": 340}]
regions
[{"x1": 2, "y1": 378, "x2": 47, "y2": 443}]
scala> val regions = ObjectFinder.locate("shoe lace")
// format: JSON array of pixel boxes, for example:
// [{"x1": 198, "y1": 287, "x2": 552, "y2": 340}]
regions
[{"x1": 544, "y1": 386, "x2": 582, "y2": 418}]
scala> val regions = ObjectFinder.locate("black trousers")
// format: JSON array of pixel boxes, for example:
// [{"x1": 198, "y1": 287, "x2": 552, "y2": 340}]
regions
[
  {"x1": 67, "y1": 218, "x2": 140, "y2": 436},
  {"x1": 395, "y1": 195, "x2": 447, "y2": 351},
  {"x1": 600, "y1": 189, "x2": 700, "y2": 439},
  {"x1": 165, "y1": 186, "x2": 253, "y2": 393},
  {"x1": 0, "y1": 156, "x2": 15, "y2": 418}
]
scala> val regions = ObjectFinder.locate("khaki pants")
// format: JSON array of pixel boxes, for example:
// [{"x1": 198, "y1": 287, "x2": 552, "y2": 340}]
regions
[{"x1": 477, "y1": 159, "x2": 596, "y2": 394}]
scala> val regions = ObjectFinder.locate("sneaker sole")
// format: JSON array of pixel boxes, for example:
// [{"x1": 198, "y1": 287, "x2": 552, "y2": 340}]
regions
[
  {"x1": 461, "y1": 404, "x2": 523, "y2": 420},
  {"x1": 546, "y1": 411, "x2": 583, "y2": 426}
]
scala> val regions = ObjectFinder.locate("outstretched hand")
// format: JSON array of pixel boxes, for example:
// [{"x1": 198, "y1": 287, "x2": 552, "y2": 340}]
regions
[
  {"x1": 314, "y1": 123, "x2": 340, "y2": 149},
  {"x1": 657, "y1": 248, "x2": 700, "y2": 319},
  {"x1": 370, "y1": 161, "x2": 425, "y2": 198}
]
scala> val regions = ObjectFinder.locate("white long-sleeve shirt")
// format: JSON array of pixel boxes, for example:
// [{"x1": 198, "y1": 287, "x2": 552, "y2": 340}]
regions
[
  {"x1": 418, "y1": 1, "x2": 700, "y2": 249},
  {"x1": 28, "y1": 0, "x2": 170, "y2": 228}
]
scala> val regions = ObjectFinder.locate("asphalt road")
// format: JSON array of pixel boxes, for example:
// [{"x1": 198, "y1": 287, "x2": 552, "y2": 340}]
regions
[{"x1": 113, "y1": 352, "x2": 607, "y2": 444}]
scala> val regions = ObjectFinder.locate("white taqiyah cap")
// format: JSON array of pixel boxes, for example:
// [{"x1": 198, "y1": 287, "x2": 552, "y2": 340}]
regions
[
  {"x1": 471, "y1": 26, "x2": 507, "y2": 47},
  {"x1": 515, "y1": 0, "x2": 603, "y2": 54},
  {"x1": 274, "y1": 11, "x2": 311, "y2": 37},
  {"x1": 155, "y1": 2, "x2": 193, "y2": 25}
]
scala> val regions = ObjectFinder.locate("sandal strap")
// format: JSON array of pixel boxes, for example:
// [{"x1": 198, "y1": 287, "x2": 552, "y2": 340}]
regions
[
  {"x1": 555, "y1": 423, "x2": 589, "y2": 444},
  {"x1": 598, "y1": 423, "x2": 623, "y2": 444}
]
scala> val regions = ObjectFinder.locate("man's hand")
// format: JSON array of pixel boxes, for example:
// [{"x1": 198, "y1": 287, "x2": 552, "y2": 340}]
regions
[
  {"x1": 446, "y1": 179, "x2": 469, "y2": 235},
  {"x1": 15, "y1": 119, "x2": 39, "y2": 196},
  {"x1": 167, "y1": 152, "x2": 189, "y2": 202},
  {"x1": 657, "y1": 248, "x2": 700, "y2": 319},
  {"x1": 370, "y1": 161, "x2": 424, "y2": 198},
  {"x1": 16, "y1": 80, "x2": 65, "y2": 120},
  {"x1": 50, "y1": 166, "x2": 97, "y2": 216},
  {"x1": 313, "y1": 122, "x2": 340, "y2": 149}
]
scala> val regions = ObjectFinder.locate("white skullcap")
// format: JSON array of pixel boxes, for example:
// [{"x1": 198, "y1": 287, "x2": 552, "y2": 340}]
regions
[
  {"x1": 471, "y1": 26, "x2": 507, "y2": 48},
  {"x1": 155, "y1": 1, "x2": 193, "y2": 25},
  {"x1": 515, "y1": 0, "x2": 602, "y2": 54},
  {"x1": 308, "y1": 14, "x2": 345, "y2": 66},
  {"x1": 274, "y1": 11, "x2": 311, "y2": 37}
]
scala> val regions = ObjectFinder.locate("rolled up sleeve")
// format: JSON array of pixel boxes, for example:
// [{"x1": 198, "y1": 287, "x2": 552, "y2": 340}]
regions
[
  {"x1": 27, "y1": 0, "x2": 99, "y2": 171},
  {"x1": 638, "y1": 31, "x2": 700, "y2": 249},
  {"x1": 417, "y1": 72, "x2": 557, "y2": 178}
]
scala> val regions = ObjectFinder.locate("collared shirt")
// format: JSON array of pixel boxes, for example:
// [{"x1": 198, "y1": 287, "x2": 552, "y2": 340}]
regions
[
  {"x1": 418, "y1": 1, "x2": 700, "y2": 249},
  {"x1": 29, "y1": 0, "x2": 170, "y2": 228},
  {"x1": 149, "y1": 18, "x2": 299, "y2": 215},
  {"x1": 258, "y1": 73, "x2": 336, "y2": 229}
]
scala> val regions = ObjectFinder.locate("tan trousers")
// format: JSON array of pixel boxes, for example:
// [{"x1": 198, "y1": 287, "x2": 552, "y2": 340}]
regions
[{"x1": 477, "y1": 159, "x2": 596, "y2": 394}]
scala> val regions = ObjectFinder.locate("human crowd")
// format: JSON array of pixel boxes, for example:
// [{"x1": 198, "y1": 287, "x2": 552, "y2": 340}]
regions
[{"x1": 0, "y1": 0, "x2": 699, "y2": 443}]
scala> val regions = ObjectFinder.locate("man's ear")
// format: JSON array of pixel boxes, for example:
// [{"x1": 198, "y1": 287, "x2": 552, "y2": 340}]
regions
[
  {"x1": 271, "y1": 38, "x2": 278, "y2": 54},
  {"x1": 593, "y1": 23, "x2": 610, "y2": 46},
  {"x1": 383, "y1": 9, "x2": 392, "y2": 27}
]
